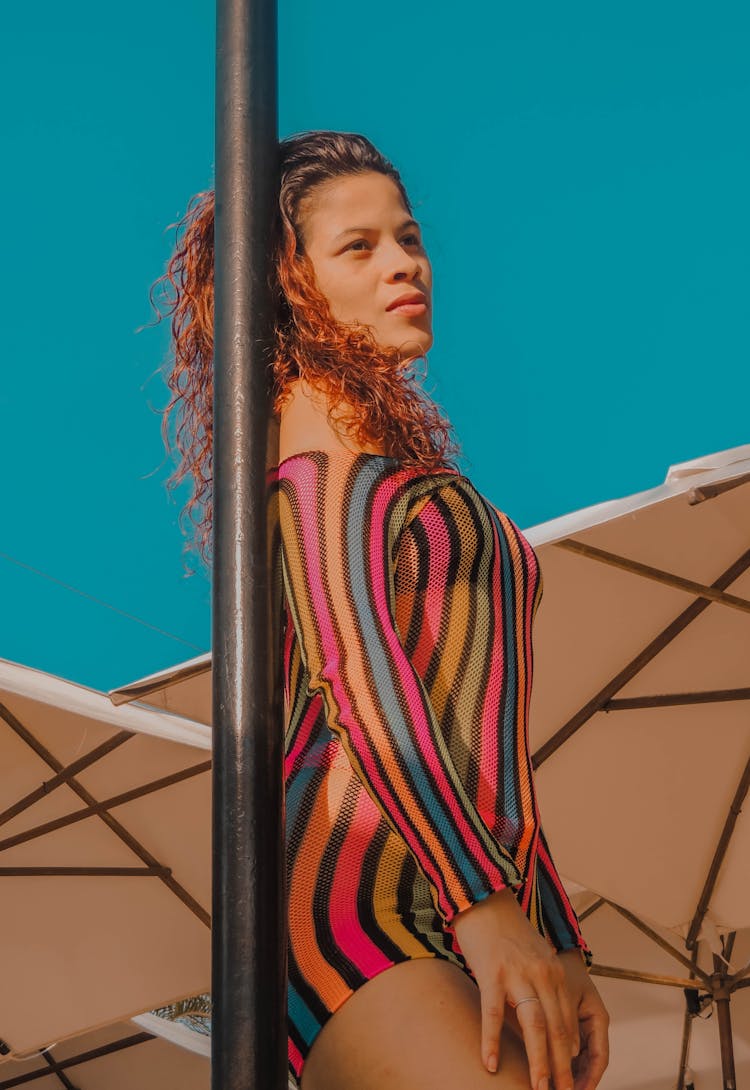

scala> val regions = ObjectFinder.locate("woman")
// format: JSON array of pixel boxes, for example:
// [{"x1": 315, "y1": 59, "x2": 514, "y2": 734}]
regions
[{"x1": 153, "y1": 130, "x2": 610, "y2": 1090}]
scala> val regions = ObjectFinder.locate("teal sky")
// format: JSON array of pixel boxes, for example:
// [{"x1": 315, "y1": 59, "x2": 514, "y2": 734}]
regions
[{"x1": 3, "y1": 1, "x2": 748, "y2": 692}]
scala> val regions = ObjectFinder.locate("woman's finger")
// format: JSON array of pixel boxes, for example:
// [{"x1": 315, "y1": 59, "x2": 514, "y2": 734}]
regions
[
  {"x1": 518, "y1": 975, "x2": 574, "y2": 1090},
  {"x1": 480, "y1": 982, "x2": 507, "y2": 1074},
  {"x1": 577, "y1": 1012, "x2": 610, "y2": 1090},
  {"x1": 512, "y1": 994, "x2": 552, "y2": 1090},
  {"x1": 556, "y1": 981, "x2": 579, "y2": 1056}
]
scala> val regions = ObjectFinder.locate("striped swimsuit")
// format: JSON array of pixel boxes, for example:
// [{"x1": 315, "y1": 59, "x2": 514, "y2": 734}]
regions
[{"x1": 272, "y1": 449, "x2": 592, "y2": 1087}]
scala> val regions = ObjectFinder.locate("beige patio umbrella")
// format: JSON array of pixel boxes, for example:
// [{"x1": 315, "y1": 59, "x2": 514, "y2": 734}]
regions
[
  {"x1": 522, "y1": 443, "x2": 750, "y2": 1087},
  {"x1": 0, "y1": 1010, "x2": 210, "y2": 1089},
  {"x1": 0, "y1": 657, "x2": 212, "y2": 1057}
]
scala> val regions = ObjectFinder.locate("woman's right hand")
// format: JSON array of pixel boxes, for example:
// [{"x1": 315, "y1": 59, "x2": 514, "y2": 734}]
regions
[{"x1": 451, "y1": 887, "x2": 579, "y2": 1090}]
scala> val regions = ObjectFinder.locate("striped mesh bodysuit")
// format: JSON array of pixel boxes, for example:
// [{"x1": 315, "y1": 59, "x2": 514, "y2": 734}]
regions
[{"x1": 273, "y1": 448, "x2": 592, "y2": 1087}]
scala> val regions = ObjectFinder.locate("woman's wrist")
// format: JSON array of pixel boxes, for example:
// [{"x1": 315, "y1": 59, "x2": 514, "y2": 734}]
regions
[
  {"x1": 452, "y1": 887, "x2": 520, "y2": 930},
  {"x1": 557, "y1": 946, "x2": 591, "y2": 971}
]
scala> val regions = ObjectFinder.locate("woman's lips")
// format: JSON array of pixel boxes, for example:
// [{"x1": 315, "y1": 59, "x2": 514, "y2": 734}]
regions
[{"x1": 389, "y1": 302, "x2": 428, "y2": 316}]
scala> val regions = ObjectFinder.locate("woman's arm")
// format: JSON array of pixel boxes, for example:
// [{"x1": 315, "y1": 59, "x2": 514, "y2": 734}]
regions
[{"x1": 278, "y1": 446, "x2": 526, "y2": 926}]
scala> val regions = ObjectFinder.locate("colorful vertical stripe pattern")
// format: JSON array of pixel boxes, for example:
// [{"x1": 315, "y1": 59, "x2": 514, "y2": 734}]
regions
[{"x1": 274, "y1": 449, "x2": 592, "y2": 1085}]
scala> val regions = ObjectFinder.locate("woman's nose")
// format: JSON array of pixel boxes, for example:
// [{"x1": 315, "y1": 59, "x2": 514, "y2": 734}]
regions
[{"x1": 389, "y1": 248, "x2": 422, "y2": 281}]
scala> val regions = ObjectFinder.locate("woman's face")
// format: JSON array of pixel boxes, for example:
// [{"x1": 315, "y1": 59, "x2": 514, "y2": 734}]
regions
[{"x1": 301, "y1": 171, "x2": 433, "y2": 363}]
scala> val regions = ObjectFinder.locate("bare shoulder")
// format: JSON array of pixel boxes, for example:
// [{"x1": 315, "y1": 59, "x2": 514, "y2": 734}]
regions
[{"x1": 278, "y1": 378, "x2": 386, "y2": 461}]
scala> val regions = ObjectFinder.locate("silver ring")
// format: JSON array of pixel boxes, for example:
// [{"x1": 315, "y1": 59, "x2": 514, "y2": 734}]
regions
[{"x1": 514, "y1": 997, "x2": 541, "y2": 1007}]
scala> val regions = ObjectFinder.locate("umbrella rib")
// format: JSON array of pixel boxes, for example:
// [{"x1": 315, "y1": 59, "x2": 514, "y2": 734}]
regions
[
  {"x1": 577, "y1": 896, "x2": 607, "y2": 922},
  {"x1": 686, "y1": 754, "x2": 750, "y2": 951},
  {"x1": 109, "y1": 658, "x2": 212, "y2": 706},
  {"x1": 533, "y1": 547, "x2": 750, "y2": 766},
  {"x1": 40, "y1": 1047, "x2": 79, "y2": 1090},
  {"x1": 723, "y1": 932, "x2": 737, "y2": 961},
  {"x1": 0, "y1": 702, "x2": 210, "y2": 928},
  {"x1": 606, "y1": 687, "x2": 750, "y2": 709},
  {"x1": 554, "y1": 539, "x2": 750, "y2": 613},
  {"x1": 589, "y1": 964, "x2": 709, "y2": 989},
  {"x1": 0, "y1": 761, "x2": 212, "y2": 854},
  {"x1": 0, "y1": 867, "x2": 170, "y2": 875},
  {"x1": 0, "y1": 1033, "x2": 156, "y2": 1088},
  {"x1": 0, "y1": 713, "x2": 134, "y2": 829},
  {"x1": 600, "y1": 898, "x2": 713, "y2": 986},
  {"x1": 726, "y1": 933, "x2": 750, "y2": 987},
  {"x1": 687, "y1": 470, "x2": 750, "y2": 504}
]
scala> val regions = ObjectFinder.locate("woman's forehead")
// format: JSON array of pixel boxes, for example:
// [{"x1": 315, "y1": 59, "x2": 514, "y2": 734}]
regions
[{"x1": 302, "y1": 173, "x2": 408, "y2": 243}]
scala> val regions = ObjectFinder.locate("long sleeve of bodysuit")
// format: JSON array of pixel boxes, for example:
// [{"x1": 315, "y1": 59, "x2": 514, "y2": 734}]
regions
[
  {"x1": 534, "y1": 823, "x2": 593, "y2": 966},
  {"x1": 278, "y1": 450, "x2": 527, "y2": 927}
]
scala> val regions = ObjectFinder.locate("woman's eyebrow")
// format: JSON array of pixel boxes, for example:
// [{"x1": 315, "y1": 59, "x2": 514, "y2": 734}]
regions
[{"x1": 332, "y1": 218, "x2": 420, "y2": 243}]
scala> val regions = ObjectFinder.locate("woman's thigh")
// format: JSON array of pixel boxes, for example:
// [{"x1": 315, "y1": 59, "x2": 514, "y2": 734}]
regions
[{"x1": 300, "y1": 957, "x2": 532, "y2": 1090}]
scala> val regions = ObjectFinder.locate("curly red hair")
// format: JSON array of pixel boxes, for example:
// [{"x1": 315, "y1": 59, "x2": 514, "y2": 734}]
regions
[{"x1": 148, "y1": 131, "x2": 461, "y2": 571}]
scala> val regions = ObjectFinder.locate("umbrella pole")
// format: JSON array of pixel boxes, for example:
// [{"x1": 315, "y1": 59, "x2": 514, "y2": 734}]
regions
[
  {"x1": 713, "y1": 950, "x2": 736, "y2": 1090},
  {"x1": 716, "y1": 994, "x2": 736, "y2": 1090},
  {"x1": 715, "y1": 967, "x2": 736, "y2": 1085},
  {"x1": 213, "y1": 0, "x2": 284, "y2": 1088}
]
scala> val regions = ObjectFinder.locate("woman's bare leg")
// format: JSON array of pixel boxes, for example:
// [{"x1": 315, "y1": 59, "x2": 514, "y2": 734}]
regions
[{"x1": 300, "y1": 958, "x2": 532, "y2": 1090}]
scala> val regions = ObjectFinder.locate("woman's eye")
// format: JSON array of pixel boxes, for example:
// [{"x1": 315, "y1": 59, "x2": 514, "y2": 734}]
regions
[{"x1": 348, "y1": 234, "x2": 421, "y2": 252}]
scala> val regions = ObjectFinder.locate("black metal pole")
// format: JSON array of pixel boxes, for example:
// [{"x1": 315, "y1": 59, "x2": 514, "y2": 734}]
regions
[{"x1": 213, "y1": 0, "x2": 283, "y2": 1085}]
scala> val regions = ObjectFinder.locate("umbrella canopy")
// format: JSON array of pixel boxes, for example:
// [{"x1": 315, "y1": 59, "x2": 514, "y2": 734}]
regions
[
  {"x1": 0, "y1": 1013, "x2": 209, "y2": 1088},
  {"x1": 523, "y1": 443, "x2": 749, "y2": 938},
  {"x1": 0, "y1": 658, "x2": 212, "y2": 1057}
]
